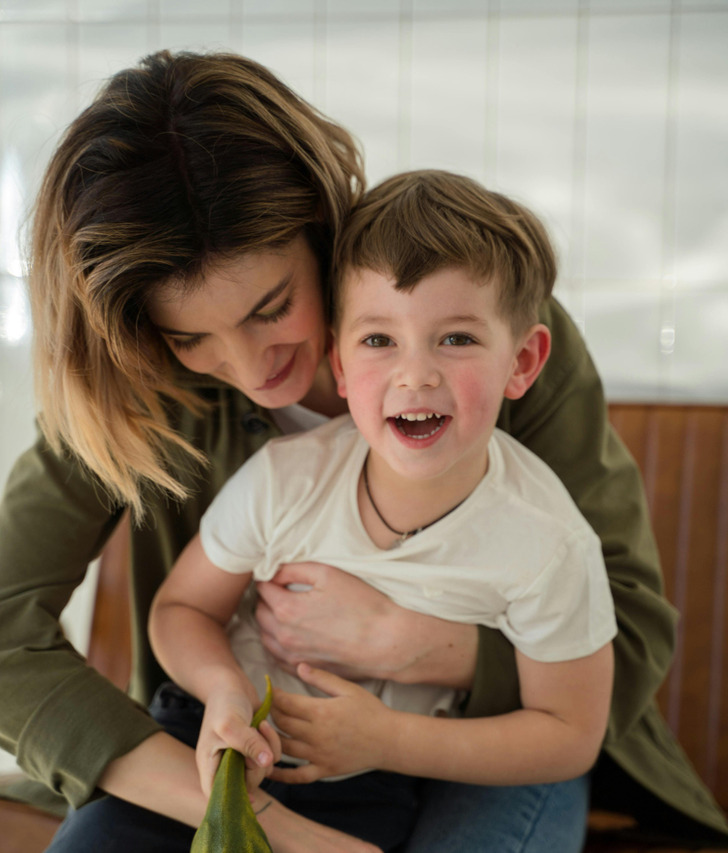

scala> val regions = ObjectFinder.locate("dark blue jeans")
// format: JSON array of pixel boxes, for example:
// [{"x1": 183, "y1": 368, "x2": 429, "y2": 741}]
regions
[{"x1": 46, "y1": 683, "x2": 589, "y2": 852}]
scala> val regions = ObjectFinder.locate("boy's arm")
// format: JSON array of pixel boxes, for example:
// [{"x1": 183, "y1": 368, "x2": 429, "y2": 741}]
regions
[
  {"x1": 149, "y1": 533, "x2": 276, "y2": 794},
  {"x1": 270, "y1": 643, "x2": 613, "y2": 785}
]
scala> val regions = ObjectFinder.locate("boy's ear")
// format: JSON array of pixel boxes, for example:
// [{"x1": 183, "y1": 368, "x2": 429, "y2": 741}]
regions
[
  {"x1": 328, "y1": 336, "x2": 348, "y2": 399},
  {"x1": 504, "y1": 323, "x2": 551, "y2": 401}
]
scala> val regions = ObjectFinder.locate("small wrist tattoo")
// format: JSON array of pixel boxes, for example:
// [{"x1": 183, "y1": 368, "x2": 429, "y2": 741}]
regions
[{"x1": 254, "y1": 800, "x2": 272, "y2": 816}]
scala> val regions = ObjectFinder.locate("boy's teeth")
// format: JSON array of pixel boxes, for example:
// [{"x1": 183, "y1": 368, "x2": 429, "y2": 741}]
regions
[
  {"x1": 394, "y1": 412, "x2": 447, "y2": 440},
  {"x1": 399, "y1": 412, "x2": 442, "y2": 421}
]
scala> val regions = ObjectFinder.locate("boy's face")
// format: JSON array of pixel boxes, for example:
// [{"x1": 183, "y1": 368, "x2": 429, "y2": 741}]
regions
[{"x1": 330, "y1": 266, "x2": 549, "y2": 484}]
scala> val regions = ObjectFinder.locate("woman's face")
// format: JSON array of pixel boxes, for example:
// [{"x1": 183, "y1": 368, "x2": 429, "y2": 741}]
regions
[{"x1": 148, "y1": 235, "x2": 327, "y2": 409}]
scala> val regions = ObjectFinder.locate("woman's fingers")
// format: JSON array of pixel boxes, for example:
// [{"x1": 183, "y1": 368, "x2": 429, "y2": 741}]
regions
[{"x1": 269, "y1": 561, "x2": 328, "y2": 590}]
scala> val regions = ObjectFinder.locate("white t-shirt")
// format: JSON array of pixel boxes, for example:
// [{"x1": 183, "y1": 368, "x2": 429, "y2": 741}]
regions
[{"x1": 201, "y1": 414, "x2": 617, "y2": 726}]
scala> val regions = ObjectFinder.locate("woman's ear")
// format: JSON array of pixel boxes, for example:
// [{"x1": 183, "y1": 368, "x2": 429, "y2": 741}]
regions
[
  {"x1": 504, "y1": 323, "x2": 551, "y2": 401},
  {"x1": 327, "y1": 336, "x2": 348, "y2": 399}
]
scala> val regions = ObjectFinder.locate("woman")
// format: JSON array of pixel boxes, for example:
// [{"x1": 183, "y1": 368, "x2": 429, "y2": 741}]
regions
[{"x1": 0, "y1": 50, "x2": 725, "y2": 852}]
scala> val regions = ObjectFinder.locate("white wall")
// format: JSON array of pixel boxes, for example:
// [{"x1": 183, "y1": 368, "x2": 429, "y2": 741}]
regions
[{"x1": 2, "y1": 0, "x2": 728, "y2": 490}]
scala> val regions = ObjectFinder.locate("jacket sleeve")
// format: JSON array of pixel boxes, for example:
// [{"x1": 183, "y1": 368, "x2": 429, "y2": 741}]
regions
[
  {"x1": 0, "y1": 428, "x2": 162, "y2": 808},
  {"x1": 464, "y1": 298, "x2": 679, "y2": 740}
]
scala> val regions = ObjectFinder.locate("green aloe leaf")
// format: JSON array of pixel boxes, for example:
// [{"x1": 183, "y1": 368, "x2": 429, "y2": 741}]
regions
[{"x1": 191, "y1": 676, "x2": 273, "y2": 853}]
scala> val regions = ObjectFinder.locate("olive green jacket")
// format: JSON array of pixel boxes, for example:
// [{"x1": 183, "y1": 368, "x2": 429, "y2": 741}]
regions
[{"x1": 1, "y1": 299, "x2": 726, "y2": 840}]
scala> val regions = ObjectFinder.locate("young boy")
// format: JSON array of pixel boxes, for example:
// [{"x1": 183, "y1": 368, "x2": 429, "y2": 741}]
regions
[{"x1": 149, "y1": 170, "x2": 616, "y2": 850}]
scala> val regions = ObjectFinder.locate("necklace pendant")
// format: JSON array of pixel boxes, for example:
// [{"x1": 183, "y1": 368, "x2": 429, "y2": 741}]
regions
[{"x1": 400, "y1": 527, "x2": 421, "y2": 544}]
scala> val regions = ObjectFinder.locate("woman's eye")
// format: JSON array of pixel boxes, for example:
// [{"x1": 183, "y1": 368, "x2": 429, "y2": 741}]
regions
[
  {"x1": 167, "y1": 335, "x2": 203, "y2": 352},
  {"x1": 442, "y1": 333, "x2": 475, "y2": 346},
  {"x1": 255, "y1": 296, "x2": 293, "y2": 324},
  {"x1": 363, "y1": 334, "x2": 393, "y2": 348}
]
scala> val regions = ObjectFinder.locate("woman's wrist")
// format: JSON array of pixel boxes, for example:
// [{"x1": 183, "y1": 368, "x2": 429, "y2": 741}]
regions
[
  {"x1": 98, "y1": 731, "x2": 207, "y2": 827},
  {"x1": 378, "y1": 611, "x2": 478, "y2": 689}
]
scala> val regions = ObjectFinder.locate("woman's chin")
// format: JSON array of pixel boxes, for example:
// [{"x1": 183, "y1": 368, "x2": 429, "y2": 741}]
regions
[{"x1": 214, "y1": 358, "x2": 318, "y2": 410}]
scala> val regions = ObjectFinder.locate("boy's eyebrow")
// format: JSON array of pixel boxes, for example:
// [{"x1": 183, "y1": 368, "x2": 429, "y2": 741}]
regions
[
  {"x1": 441, "y1": 314, "x2": 489, "y2": 326},
  {"x1": 347, "y1": 314, "x2": 390, "y2": 329},
  {"x1": 155, "y1": 278, "x2": 291, "y2": 336},
  {"x1": 347, "y1": 312, "x2": 489, "y2": 329}
]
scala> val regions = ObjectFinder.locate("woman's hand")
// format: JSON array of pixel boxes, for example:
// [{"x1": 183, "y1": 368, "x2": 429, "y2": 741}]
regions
[
  {"x1": 255, "y1": 562, "x2": 478, "y2": 688},
  {"x1": 269, "y1": 664, "x2": 392, "y2": 783},
  {"x1": 196, "y1": 687, "x2": 281, "y2": 796},
  {"x1": 254, "y1": 791, "x2": 383, "y2": 853}
]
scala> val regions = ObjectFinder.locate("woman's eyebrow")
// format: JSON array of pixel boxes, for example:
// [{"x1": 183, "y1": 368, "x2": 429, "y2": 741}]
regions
[{"x1": 155, "y1": 277, "x2": 291, "y2": 336}]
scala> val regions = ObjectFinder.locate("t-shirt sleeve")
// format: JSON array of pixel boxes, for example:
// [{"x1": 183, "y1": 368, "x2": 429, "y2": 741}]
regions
[
  {"x1": 199, "y1": 446, "x2": 272, "y2": 576},
  {"x1": 468, "y1": 298, "x2": 676, "y2": 735},
  {"x1": 497, "y1": 529, "x2": 618, "y2": 662}
]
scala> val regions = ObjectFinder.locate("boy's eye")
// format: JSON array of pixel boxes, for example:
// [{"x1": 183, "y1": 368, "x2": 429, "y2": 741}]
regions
[
  {"x1": 442, "y1": 333, "x2": 475, "y2": 346},
  {"x1": 362, "y1": 334, "x2": 393, "y2": 348},
  {"x1": 254, "y1": 296, "x2": 293, "y2": 324}
]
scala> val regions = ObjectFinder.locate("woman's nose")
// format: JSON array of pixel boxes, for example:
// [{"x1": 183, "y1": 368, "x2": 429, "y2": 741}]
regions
[{"x1": 215, "y1": 334, "x2": 268, "y2": 385}]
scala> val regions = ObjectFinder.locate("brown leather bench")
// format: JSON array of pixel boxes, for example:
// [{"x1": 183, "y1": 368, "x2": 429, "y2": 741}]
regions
[{"x1": 2, "y1": 403, "x2": 727, "y2": 852}]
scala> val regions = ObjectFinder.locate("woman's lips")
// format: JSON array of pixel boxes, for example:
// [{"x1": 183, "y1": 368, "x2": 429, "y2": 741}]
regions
[{"x1": 257, "y1": 352, "x2": 296, "y2": 391}]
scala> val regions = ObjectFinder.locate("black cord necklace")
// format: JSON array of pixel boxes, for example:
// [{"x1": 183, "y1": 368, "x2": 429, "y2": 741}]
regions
[{"x1": 362, "y1": 453, "x2": 467, "y2": 543}]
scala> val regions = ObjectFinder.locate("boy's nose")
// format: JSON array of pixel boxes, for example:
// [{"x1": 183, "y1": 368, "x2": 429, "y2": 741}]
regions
[{"x1": 395, "y1": 352, "x2": 441, "y2": 389}]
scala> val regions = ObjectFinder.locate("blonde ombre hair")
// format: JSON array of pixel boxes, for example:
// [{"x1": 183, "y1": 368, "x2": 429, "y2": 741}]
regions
[
  {"x1": 332, "y1": 170, "x2": 556, "y2": 336},
  {"x1": 29, "y1": 50, "x2": 364, "y2": 518}
]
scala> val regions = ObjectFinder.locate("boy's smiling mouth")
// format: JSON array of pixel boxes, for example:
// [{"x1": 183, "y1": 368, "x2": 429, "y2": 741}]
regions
[{"x1": 390, "y1": 412, "x2": 448, "y2": 440}]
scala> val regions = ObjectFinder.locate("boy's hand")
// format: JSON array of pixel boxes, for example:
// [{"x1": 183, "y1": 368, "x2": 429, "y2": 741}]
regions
[
  {"x1": 269, "y1": 664, "x2": 391, "y2": 783},
  {"x1": 196, "y1": 688, "x2": 281, "y2": 796}
]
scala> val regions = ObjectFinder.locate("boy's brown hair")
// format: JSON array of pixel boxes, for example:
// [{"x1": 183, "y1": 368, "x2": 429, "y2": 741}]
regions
[{"x1": 332, "y1": 169, "x2": 557, "y2": 335}]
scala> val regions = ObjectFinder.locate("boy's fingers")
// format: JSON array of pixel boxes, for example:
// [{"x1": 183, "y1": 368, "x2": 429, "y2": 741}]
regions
[
  {"x1": 258, "y1": 719, "x2": 282, "y2": 762},
  {"x1": 270, "y1": 708, "x2": 308, "y2": 741},
  {"x1": 268, "y1": 763, "x2": 322, "y2": 785},
  {"x1": 197, "y1": 748, "x2": 222, "y2": 798},
  {"x1": 210, "y1": 729, "x2": 274, "y2": 769},
  {"x1": 198, "y1": 735, "x2": 274, "y2": 797},
  {"x1": 296, "y1": 661, "x2": 351, "y2": 697},
  {"x1": 272, "y1": 687, "x2": 314, "y2": 720},
  {"x1": 239, "y1": 729, "x2": 275, "y2": 768},
  {"x1": 245, "y1": 764, "x2": 267, "y2": 792}
]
